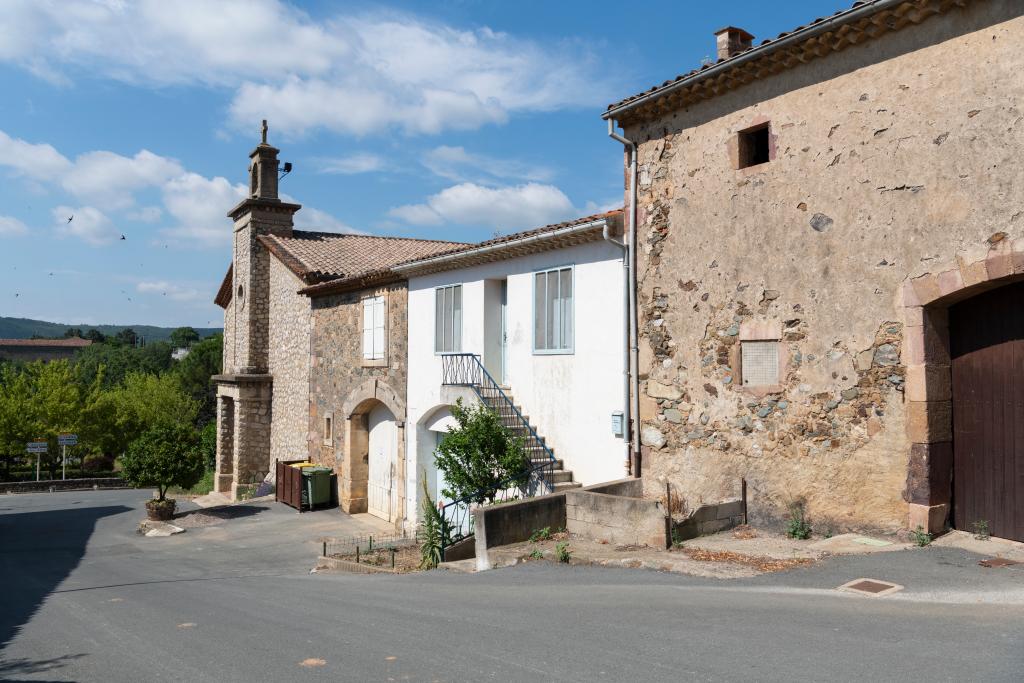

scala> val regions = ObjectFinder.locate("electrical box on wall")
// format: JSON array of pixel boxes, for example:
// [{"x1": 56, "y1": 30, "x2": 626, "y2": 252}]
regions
[{"x1": 611, "y1": 411, "x2": 624, "y2": 437}]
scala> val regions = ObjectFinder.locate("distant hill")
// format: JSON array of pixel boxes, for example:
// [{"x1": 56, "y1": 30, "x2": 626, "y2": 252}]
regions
[{"x1": 0, "y1": 316, "x2": 221, "y2": 343}]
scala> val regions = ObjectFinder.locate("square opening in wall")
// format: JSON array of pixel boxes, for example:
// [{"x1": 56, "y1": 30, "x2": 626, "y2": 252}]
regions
[
  {"x1": 738, "y1": 124, "x2": 770, "y2": 168},
  {"x1": 741, "y1": 340, "x2": 779, "y2": 387}
]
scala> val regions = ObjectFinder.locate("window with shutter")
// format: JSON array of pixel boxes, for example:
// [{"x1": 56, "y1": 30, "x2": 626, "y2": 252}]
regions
[
  {"x1": 434, "y1": 285, "x2": 462, "y2": 353},
  {"x1": 362, "y1": 295, "x2": 386, "y2": 361},
  {"x1": 533, "y1": 266, "x2": 574, "y2": 353}
]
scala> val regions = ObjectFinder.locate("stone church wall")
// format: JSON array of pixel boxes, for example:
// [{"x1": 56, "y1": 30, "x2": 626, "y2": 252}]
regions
[
  {"x1": 624, "y1": 3, "x2": 1024, "y2": 532},
  {"x1": 268, "y1": 257, "x2": 312, "y2": 464}
]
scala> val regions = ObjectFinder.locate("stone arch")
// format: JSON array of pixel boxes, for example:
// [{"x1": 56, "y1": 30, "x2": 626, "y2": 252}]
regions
[
  {"x1": 900, "y1": 236, "x2": 1023, "y2": 534},
  {"x1": 337, "y1": 379, "x2": 406, "y2": 524}
]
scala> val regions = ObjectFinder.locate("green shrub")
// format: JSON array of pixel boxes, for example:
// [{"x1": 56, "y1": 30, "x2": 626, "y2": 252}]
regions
[
  {"x1": 556, "y1": 542, "x2": 572, "y2": 564},
  {"x1": 120, "y1": 424, "x2": 204, "y2": 501},
  {"x1": 199, "y1": 421, "x2": 217, "y2": 470},
  {"x1": 433, "y1": 398, "x2": 528, "y2": 505},
  {"x1": 418, "y1": 478, "x2": 448, "y2": 570},
  {"x1": 529, "y1": 526, "x2": 552, "y2": 543},
  {"x1": 911, "y1": 525, "x2": 932, "y2": 547},
  {"x1": 785, "y1": 501, "x2": 812, "y2": 540}
]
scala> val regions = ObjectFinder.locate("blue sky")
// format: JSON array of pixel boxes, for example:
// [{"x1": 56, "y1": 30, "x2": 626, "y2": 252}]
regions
[{"x1": 0, "y1": 0, "x2": 842, "y2": 328}]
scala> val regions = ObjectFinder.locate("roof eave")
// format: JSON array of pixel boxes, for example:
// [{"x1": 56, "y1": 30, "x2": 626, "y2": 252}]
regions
[
  {"x1": 603, "y1": 0, "x2": 911, "y2": 123},
  {"x1": 393, "y1": 214, "x2": 620, "y2": 278}
]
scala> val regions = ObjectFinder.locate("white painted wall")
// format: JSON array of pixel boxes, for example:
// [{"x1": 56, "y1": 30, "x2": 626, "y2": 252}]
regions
[{"x1": 405, "y1": 239, "x2": 627, "y2": 524}]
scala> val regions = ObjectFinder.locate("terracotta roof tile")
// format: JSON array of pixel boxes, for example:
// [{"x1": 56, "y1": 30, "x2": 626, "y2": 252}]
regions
[
  {"x1": 0, "y1": 337, "x2": 92, "y2": 347},
  {"x1": 395, "y1": 210, "x2": 625, "y2": 265},
  {"x1": 260, "y1": 230, "x2": 468, "y2": 285}
]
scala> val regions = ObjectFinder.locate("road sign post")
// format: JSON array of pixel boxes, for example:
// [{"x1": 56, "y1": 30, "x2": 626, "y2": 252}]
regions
[
  {"x1": 27, "y1": 441, "x2": 48, "y2": 481},
  {"x1": 58, "y1": 434, "x2": 77, "y2": 481}
]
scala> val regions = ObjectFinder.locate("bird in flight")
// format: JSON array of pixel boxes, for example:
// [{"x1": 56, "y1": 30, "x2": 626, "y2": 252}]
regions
[
  {"x1": 120, "y1": 234, "x2": 126, "y2": 240},
  {"x1": 66, "y1": 215, "x2": 73, "y2": 223}
]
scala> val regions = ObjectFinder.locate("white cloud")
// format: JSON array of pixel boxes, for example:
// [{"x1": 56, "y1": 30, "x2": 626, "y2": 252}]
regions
[
  {"x1": 0, "y1": 129, "x2": 72, "y2": 180},
  {"x1": 294, "y1": 207, "x2": 366, "y2": 235},
  {"x1": 317, "y1": 153, "x2": 386, "y2": 175},
  {"x1": 136, "y1": 280, "x2": 204, "y2": 302},
  {"x1": 62, "y1": 150, "x2": 183, "y2": 209},
  {"x1": 127, "y1": 206, "x2": 163, "y2": 223},
  {"x1": 0, "y1": 1, "x2": 611, "y2": 137},
  {"x1": 53, "y1": 205, "x2": 120, "y2": 245},
  {"x1": 388, "y1": 182, "x2": 576, "y2": 231},
  {"x1": 422, "y1": 145, "x2": 554, "y2": 184},
  {"x1": 160, "y1": 173, "x2": 247, "y2": 247},
  {"x1": 0, "y1": 215, "x2": 28, "y2": 236}
]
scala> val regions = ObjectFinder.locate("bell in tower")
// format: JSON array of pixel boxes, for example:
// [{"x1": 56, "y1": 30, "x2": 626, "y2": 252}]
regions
[{"x1": 248, "y1": 119, "x2": 280, "y2": 201}]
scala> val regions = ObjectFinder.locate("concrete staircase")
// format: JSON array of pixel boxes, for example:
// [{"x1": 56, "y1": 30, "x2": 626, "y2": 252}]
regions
[{"x1": 485, "y1": 387, "x2": 581, "y2": 493}]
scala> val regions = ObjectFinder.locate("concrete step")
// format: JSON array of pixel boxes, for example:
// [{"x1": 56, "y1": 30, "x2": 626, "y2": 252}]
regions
[
  {"x1": 549, "y1": 469, "x2": 574, "y2": 484},
  {"x1": 552, "y1": 481, "x2": 583, "y2": 491},
  {"x1": 529, "y1": 458, "x2": 563, "y2": 469}
]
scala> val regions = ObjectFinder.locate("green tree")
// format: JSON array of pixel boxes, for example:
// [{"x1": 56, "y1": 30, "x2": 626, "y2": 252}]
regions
[
  {"x1": 75, "y1": 340, "x2": 174, "y2": 388},
  {"x1": 84, "y1": 329, "x2": 107, "y2": 344},
  {"x1": 120, "y1": 424, "x2": 204, "y2": 501},
  {"x1": 114, "y1": 328, "x2": 138, "y2": 347},
  {"x1": 173, "y1": 333, "x2": 222, "y2": 425},
  {"x1": 0, "y1": 365, "x2": 34, "y2": 479},
  {"x1": 433, "y1": 398, "x2": 528, "y2": 505},
  {"x1": 63, "y1": 327, "x2": 85, "y2": 339},
  {"x1": 169, "y1": 326, "x2": 201, "y2": 349}
]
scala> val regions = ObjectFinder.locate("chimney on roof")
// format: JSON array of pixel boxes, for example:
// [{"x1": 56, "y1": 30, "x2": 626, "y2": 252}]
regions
[{"x1": 714, "y1": 26, "x2": 755, "y2": 61}]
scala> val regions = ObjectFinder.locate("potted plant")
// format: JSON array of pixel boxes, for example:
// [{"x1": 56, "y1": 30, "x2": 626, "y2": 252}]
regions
[{"x1": 120, "y1": 424, "x2": 205, "y2": 521}]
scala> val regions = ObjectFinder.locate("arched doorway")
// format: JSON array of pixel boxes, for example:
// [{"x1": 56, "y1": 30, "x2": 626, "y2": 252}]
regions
[
  {"x1": 367, "y1": 403, "x2": 398, "y2": 521},
  {"x1": 949, "y1": 280, "x2": 1024, "y2": 541},
  {"x1": 418, "y1": 405, "x2": 457, "y2": 509}
]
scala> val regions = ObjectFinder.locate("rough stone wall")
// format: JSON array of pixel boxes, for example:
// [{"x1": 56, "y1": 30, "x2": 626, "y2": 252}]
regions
[
  {"x1": 222, "y1": 280, "x2": 236, "y2": 373},
  {"x1": 308, "y1": 283, "x2": 409, "y2": 469},
  {"x1": 624, "y1": 4, "x2": 1024, "y2": 533},
  {"x1": 230, "y1": 226, "x2": 251, "y2": 373},
  {"x1": 268, "y1": 257, "x2": 311, "y2": 464}
]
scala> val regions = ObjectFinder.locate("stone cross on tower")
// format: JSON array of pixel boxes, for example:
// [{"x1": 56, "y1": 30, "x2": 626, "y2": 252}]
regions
[
  {"x1": 261, "y1": 119, "x2": 268, "y2": 145},
  {"x1": 248, "y1": 120, "x2": 279, "y2": 200}
]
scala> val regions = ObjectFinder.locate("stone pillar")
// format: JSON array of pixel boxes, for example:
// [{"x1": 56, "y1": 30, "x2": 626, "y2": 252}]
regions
[
  {"x1": 340, "y1": 415, "x2": 369, "y2": 514},
  {"x1": 215, "y1": 394, "x2": 235, "y2": 494},
  {"x1": 903, "y1": 305, "x2": 952, "y2": 534}
]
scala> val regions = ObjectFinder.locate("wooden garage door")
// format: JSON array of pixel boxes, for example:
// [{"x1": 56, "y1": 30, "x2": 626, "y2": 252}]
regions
[{"x1": 950, "y1": 280, "x2": 1024, "y2": 542}]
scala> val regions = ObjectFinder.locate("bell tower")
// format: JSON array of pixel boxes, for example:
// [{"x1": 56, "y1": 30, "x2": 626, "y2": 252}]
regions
[
  {"x1": 213, "y1": 120, "x2": 301, "y2": 500},
  {"x1": 227, "y1": 120, "x2": 300, "y2": 374}
]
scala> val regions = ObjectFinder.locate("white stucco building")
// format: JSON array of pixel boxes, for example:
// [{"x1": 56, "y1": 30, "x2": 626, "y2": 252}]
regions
[{"x1": 397, "y1": 211, "x2": 629, "y2": 523}]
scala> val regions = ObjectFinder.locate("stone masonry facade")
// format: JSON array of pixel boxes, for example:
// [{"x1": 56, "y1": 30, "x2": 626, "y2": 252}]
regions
[
  {"x1": 623, "y1": 3, "x2": 1024, "y2": 533},
  {"x1": 308, "y1": 282, "x2": 409, "y2": 517},
  {"x1": 268, "y1": 256, "x2": 312, "y2": 464}
]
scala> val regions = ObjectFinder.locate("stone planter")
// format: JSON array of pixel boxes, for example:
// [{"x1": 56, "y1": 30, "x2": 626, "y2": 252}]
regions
[{"x1": 146, "y1": 498, "x2": 176, "y2": 521}]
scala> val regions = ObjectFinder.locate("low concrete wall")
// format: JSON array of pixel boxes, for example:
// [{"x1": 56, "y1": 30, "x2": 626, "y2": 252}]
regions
[
  {"x1": 566, "y1": 487, "x2": 667, "y2": 549},
  {"x1": 671, "y1": 500, "x2": 745, "y2": 542},
  {"x1": 474, "y1": 492, "x2": 567, "y2": 570},
  {"x1": 443, "y1": 535, "x2": 476, "y2": 563},
  {"x1": 582, "y1": 478, "x2": 643, "y2": 497},
  {"x1": 2, "y1": 478, "x2": 127, "y2": 495}
]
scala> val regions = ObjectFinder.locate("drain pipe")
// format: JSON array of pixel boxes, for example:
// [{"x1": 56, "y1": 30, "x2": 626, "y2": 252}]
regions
[
  {"x1": 607, "y1": 119, "x2": 641, "y2": 478},
  {"x1": 602, "y1": 221, "x2": 631, "y2": 476}
]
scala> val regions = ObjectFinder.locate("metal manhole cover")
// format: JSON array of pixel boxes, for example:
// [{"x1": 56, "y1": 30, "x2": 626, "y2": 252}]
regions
[
  {"x1": 979, "y1": 557, "x2": 1020, "y2": 568},
  {"x1": 838, "y1": 578, "x2": 904, "y2": 596}
]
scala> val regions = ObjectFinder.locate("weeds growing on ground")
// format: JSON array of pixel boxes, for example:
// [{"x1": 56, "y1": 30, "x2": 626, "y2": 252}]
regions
[
  {"x1": 529, "y1": 549, "x2": 544, "y2": 560},
  {"x1": 911, "y1": 525, "x2": 932, "y2": 547},
  {"x1": 785, "y1": 502, "x2": 812, "y2": 540},
  {"x1": 529, "y1": 526, "x2": 552, "y2": 543},
  {"x1": 556, "y1": 542, "x2": 572, "y2": 564},
  {"x1": 972, "y1": 519, "x2": 990, "y2": 541}
]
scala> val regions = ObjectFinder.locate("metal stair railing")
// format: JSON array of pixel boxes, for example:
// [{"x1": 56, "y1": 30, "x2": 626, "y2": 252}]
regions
[{"x1": 436, "y1": 353, "x2": 558, "y2": 550}]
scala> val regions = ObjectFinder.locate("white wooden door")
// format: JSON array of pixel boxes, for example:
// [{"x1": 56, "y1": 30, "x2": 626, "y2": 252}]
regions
[{"x1": 367, "y1": 404, "x2": 397, "y2": 521}]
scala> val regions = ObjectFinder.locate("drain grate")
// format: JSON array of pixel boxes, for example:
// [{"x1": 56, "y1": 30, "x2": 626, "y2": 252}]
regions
[
  {"x1": 838, "y1": 578, "x2": 904, "y2": 596},
  {"x1": 979, "y1": 557, "x2": 1020, "y2": 568}
]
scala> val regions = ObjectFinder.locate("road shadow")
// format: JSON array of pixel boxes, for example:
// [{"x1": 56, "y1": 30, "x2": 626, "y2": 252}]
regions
[
  {"x1": 0, "y1": 504, "x2": 130, "y2": 668},
  {"x1": 0, "y1": 653, "x2": 87, "y2": 682}
]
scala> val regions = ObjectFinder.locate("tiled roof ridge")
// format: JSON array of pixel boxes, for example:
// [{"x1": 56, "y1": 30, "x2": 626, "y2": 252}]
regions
[
  {"x1": 393, "y1": 209, "x2": 625, "y2": 267},
  {"x1": 287, "y1": 229, "x2": 471, "y2": 246},
  {"x1": 604, "y1": 0, "x2": 968, "y2": 121}
]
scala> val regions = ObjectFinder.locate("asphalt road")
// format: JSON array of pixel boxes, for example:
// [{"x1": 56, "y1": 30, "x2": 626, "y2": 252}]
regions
[{"x1": 1, "y1": 489, "x2": 1022, "y2": 682}]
